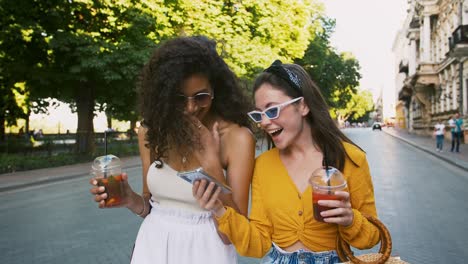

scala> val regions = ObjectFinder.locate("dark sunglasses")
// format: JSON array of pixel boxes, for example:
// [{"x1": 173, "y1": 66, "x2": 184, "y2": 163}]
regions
[
  {"x1": 176, "y1": 92, "x2": 214, "y2": 107},
  {"x1": 247, "y1": 97, "x2": 303, "y2": 123}
]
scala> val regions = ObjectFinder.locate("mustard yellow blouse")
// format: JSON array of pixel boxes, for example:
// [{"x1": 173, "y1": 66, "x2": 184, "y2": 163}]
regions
[{"x1": 216, "y1": 142, "x2": 380, "y2": 258}]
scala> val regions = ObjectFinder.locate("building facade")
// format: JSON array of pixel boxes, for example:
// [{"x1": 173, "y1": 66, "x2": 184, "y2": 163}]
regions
[{"x1": 393, "y1": 0, "x2": 467, "y2": 135}]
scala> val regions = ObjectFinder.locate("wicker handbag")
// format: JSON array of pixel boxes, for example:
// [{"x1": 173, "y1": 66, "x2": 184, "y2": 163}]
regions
[{"x1": 336, "y1": 215, "x2": 408, "y2": 264}]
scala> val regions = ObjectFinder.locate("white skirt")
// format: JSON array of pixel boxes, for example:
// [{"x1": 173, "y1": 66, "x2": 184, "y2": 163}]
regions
[{"x1": 131, "y1": 202, "x2": 237, "y2": 264}]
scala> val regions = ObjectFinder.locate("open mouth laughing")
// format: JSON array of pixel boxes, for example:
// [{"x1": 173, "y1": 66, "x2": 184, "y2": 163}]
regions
[{"x1": 269, "y1": 128, "x2": 283, "y2": 137}]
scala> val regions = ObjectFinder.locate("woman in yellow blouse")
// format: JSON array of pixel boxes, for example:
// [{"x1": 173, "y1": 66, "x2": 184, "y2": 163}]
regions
[{"x1": 194, "y1": 60, "x2": 379, "y2": 263}]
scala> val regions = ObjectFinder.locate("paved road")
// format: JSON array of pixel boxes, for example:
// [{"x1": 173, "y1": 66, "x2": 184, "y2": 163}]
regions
[
  {"x1": 0, "y1": 166, "x2": 144, "y2": 264},
  {"x1": 346, "y1": 128, "x2": 468, "y2": 263},
  {"x1": 1, "y1": 129, "x2": 467, "y2": 263}
]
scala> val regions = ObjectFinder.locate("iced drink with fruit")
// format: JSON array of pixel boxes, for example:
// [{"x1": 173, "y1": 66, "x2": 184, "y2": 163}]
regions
[
  {"x1": 92, "y1": 154, "x2": 124, "y2": 207},
  {"x1": 309, "y1": 166, "x2": 347, "y2": 222}
]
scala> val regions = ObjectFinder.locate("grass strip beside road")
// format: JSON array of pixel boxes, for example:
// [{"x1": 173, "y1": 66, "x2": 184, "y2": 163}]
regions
[{"x1": 0, "y1": 143, "x2": 139, "y2": 174}]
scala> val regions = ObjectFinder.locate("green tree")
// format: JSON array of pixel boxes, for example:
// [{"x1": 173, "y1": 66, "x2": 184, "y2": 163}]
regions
[
  {"x1": 0, "y1": 0, "x2": 51, "y2": 140},
  {"x1": 47, "y1": 1, "x2": 167, "y2": 153},
  {"x1": 2, "y1": 0, "x2": 326, "y2": 152},
  {"x1": 1, "y1": 0, "x2": 173, "y2": 153},
  {"x1": 167, "y1": 0, "x2": 324, "y2": 78},
  {"x1": 296, "y1": 17, "x2": 361, "y2": 109},
  {"x1": 333, "y1": 89, "x2": 374, "y2": 125},
  {"x1": 0, "y1": 86, "x2": 26, "y2": 140}
]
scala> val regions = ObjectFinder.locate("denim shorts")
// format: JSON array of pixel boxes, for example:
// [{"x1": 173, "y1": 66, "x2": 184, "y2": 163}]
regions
[{"x1": 261, "y1": 243, "x2": 340, "y2": 264}]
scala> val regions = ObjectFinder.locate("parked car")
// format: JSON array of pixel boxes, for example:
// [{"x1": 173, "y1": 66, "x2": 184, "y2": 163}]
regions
[{"x1": 372, "y1": 122, "x2": 382, "y2": 131}]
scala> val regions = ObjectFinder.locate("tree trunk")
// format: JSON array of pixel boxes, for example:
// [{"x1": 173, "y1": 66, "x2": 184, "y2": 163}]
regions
[
  {"x1": 130, "y1": 119, "x2": 136, "y2": 131},
  {"x1": 75, "y1": 83, "x2": 95, "y2": 154},
  {"x1": 25, "y1": 109, "x2": 30, "y2": 135},
  {"x1": 0, "y1": 114, "x2": 5, "y2": 142}
]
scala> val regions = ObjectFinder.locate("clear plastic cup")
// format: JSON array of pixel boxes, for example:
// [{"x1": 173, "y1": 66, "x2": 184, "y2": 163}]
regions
[
  {"x1": 309, "y1": 166, "x2": 347, "y2": 222},
  {"x1": 91, "y1": 155, "x2": 123, "y2": 207}
]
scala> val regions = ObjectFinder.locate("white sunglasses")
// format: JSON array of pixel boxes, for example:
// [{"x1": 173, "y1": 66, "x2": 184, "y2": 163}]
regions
[{"x1": 247, "y1": 97, "x2": 303, "y2": 123}]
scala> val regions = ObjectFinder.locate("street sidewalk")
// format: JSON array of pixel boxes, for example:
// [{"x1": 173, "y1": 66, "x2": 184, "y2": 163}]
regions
[
  {"x1": 383, "y1": 127, "x2": 468, "y2": 171},
  {"x1": 0, "y1": 156, "x2": 142, "y2": 192},
  {"x1": 1, "y1": 129, "x2": 466, "y2": 192}
]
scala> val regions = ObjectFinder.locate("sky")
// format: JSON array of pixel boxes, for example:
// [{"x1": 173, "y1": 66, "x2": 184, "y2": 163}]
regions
[{"x1": 321, "y1": 0, "x2": 409, "y2": 119}]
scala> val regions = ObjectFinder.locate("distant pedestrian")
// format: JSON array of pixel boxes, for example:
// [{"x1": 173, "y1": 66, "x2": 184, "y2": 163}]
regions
[
  {"x1": 434, "y1": 119, "x2": 445, "y2": 152},
  {"x1": 448, "y1": 113, "x2": 463, "y2": 153},
  {"x1": 32, "y1": 129, "x2": 43, "y2": 140}
]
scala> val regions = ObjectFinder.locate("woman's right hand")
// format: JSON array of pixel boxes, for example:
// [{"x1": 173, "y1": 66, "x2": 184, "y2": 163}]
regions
[
  {"x1": 189, "y1": 118, "x2": 223, "y2": 175},
  {"x1": 89, "y1": 173, "x2": 134, "y2": 209}
]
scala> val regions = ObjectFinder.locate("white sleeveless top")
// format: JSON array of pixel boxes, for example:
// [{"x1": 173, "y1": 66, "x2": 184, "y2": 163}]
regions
[{"x1": 147, "y1": 161, "x2": 222, "y2": 213}]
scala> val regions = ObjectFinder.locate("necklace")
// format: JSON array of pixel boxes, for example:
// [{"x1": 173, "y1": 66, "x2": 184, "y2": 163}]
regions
[{"x1": 181, "y1": 150, "x2": 189, "y2": 170}]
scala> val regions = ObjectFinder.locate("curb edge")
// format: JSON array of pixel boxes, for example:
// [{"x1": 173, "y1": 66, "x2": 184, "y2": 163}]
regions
[
  {"x1": 383, "y1": 130, "x2": 468, "y2": 172},
  {"x1": 0, "y1": 164, "x2": 142, "y2": 193}
]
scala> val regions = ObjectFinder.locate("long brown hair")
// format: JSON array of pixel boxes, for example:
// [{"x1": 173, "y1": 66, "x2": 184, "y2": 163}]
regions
[{"x1": 253, "y1": 62, "x2": 360, "y2": 171}]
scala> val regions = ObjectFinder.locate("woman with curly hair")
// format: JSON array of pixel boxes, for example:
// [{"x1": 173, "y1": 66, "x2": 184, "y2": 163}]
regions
[{"x1": 89, "y1": 36, "x2": 255, "y2": 264}]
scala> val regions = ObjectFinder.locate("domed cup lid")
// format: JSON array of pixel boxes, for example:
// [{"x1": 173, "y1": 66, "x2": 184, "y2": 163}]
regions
[
  {"x1": 309, "y1": 166, "x2": 347, "y2": 191},
  {"x1": 91, "y1": 154, "x2": 121, "y2": 173}
]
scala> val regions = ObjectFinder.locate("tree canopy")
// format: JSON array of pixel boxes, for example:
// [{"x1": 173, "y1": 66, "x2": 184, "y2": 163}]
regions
[
  {"x1": 295, "y1": 17, "x2": 362, "y2": 110},
  {"x1": 2, "y1": 0, "x2": 371, "y2": 153},
  {"x1": 2, "y1": 0, "x2": 326, "y2": 152},
  {"x1": 294, "y1": 17, "x2": 373, "y2": 123},
  {"x1": 170, "y1": 0, "x2": 324, "y2": 78},
  {"x1": 1, "y1": 0, "x2": 169, "y2": 151},
  {"x1": 334, "y1": 89, "x2": 374, "y2": 124}
]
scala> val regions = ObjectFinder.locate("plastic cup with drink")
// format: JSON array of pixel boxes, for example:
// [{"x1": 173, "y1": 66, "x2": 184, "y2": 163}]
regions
[
  {"x1": 91, "y1": 154, "x2": 124, "y2": 207},
  {"x1": 309, "y1": 166, "x2": 347, "y2": 222}
]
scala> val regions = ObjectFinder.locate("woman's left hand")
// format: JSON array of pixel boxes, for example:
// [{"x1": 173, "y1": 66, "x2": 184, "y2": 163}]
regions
[
  {"x1": 193, "y1": 179, "x2": 226, "y2": 217},
  {"x1": 318, "y1": 191, "x2": 354, "y2": 227},
  {"x1": 193, "y1": 179, "x2": 230, "y2": 244}
]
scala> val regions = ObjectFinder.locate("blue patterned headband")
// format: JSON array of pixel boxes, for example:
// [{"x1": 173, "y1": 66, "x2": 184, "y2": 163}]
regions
[{"x1": 264, "y1": 60, "x2": 301, "y2": 91}]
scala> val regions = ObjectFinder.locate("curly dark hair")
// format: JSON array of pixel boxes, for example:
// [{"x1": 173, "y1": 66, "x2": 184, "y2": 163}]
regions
[
  {"x1": 138, "y1": 36, "x2": 252, "y2": 161},
  {"x1": 253, "y1": 63, "x2": 360, "y2": 171}
]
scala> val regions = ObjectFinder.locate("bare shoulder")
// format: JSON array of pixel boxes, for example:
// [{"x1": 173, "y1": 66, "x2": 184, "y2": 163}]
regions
[
  {"x1": 137, "y1": 125, "x2": 150, "y2": 161},
  {"x1": 138, "y1": 125, "x2": 148, "y2": 140},
  {"x1": 218, "y1": 121, "x2": 255, "y2": 145}
]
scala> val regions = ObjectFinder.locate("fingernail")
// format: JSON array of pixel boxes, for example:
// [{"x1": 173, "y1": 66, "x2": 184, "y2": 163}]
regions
[{"x1": 99, "y1": 186, "x2": 105, "y2": 192}]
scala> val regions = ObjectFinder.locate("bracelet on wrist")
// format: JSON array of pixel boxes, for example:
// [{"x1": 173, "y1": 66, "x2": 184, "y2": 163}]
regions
[{"x1": 135, "y1": 194, "x2": 146, "y2": 217}]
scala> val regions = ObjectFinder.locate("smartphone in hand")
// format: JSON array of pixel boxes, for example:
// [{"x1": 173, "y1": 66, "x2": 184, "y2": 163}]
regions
[{"x1": 177, "y1": 167, "x2": 232, "y2": 194}]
